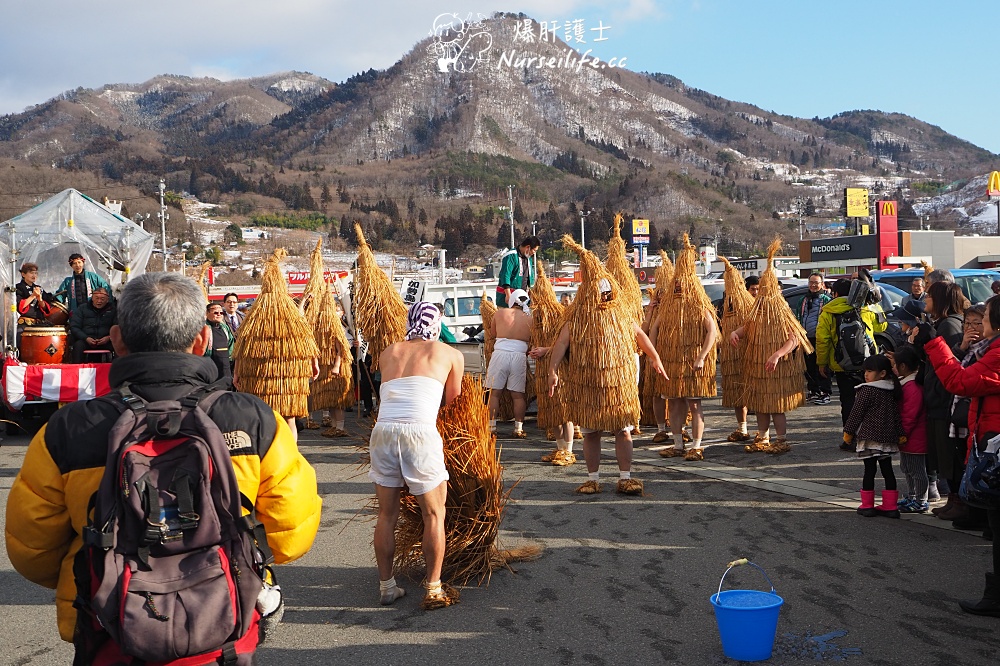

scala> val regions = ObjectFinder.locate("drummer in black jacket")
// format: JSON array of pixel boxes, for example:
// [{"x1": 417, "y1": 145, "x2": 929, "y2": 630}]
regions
[{"x1": 15, "y1": 262, "x2": 56, "y2": 325}]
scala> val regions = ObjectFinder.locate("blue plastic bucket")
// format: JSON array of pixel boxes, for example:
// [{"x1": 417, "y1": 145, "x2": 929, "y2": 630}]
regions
[{"x1": 710, "y1": 559, "x2": 784, "y2": 662}]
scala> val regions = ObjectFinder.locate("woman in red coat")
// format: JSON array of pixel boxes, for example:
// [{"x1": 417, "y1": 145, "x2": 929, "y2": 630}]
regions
[{"x1": 920, "y1": 295, "x2": 1000, "y2": 617}]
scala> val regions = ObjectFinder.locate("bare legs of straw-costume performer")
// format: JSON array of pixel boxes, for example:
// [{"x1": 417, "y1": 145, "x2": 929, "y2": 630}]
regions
[
  {"x1": 729, "y1": 241, "x2": 811, "y2": 454},
  {"x1": 650, "y1": 236, "x2": 719, "y2": 461},
  {"x1": 547, "y1": 237, "x2": 667, "y2": 495},
  {"x1": 370, "y1": 302, "x2": 465, "y2": 609}
]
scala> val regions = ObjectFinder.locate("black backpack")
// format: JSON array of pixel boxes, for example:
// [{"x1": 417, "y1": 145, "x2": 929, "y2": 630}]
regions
[
  {"x1": 834, "y1": 307, "x2": 875, "y2": 372},
  {"x1": 73, "y1": 385, "x2": 273, "y2": 665}
]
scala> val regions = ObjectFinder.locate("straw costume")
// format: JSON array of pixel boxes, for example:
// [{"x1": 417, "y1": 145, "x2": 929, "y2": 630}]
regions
[
  {"x1": 195, "y1": 261, "x2": 211, "y2": 304},
  {"x1": 605, "y1": 213, "x2": 645, "y2": 435},
  {"x1": 643, "y1": 252, "x2": 683, "y2": 441},
  {"x1": 390, "y1": 374, "x2": 541, "y2": 605},
  {"x1": 553, "y1": 235, "x2": 651, "y2": 495},
  {"x1": 530, "y1": 264, "x2": 575, "y2": 465},
  {"x1": 353, "y1": 223, "x2": 407, "y2": 373},
  {"x1": 301, "y1": 239, "x2": 353, "y2": 436},
  {"x1": 737, "y1": 240, "x2": 812, "y2": 454},
  {"x1": 233, "y1": 248, "x2": 319, "y2": 419},
  {"x1": 719, "y1": 257, "x2": 755, "y2": 443}
]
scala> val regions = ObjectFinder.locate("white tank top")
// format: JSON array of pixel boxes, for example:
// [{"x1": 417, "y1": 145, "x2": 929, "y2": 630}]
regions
[{"x1": 377, "y1": 376, "x2": 445, "y2": 424}]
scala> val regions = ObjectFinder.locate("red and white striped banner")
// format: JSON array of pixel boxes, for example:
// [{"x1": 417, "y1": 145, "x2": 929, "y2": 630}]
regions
[{"x1": 3, "y1": 362, "x2": 112, "y2": 411}]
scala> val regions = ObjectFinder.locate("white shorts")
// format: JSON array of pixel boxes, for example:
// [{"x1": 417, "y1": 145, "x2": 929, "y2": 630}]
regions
[
  {"x1": 368, "y1": 422, "x2": 449, "y2": 495},
  {"x1": 485, "y1": 350, "x2": 527, "y2": 393}
]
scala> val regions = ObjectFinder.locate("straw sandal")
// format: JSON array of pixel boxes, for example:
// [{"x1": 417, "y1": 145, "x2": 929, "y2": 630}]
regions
[
  {"x1": 616, "y1": 478, "x2": 644, "y2": 496},
  {"x1": 633, "y1": 425, "x2": 642, "y2": 435},
  {"x1": 322, "y1": 416, "x2": 332, "y2": 427},
  {"x1": 541, "y1": 448, "x2": 560, "y2": 462},
  {"x1": 651, "y1": 431, "x2": 671, "y2": 444},
  {"x1": 765, "y1": 437, "x2": 791, "y2": 454},
  {"x1": 546, "y1": 429, "x2": 557, "y2": 441},
  {"x1": 575, "y1": 480, "x2": 602, "y2": 494},
  {"x1": 512, "y1": 430, "x2": 528, "y2": 439},
  {"x1": 303, "y1": 419, "x2": 321, "y2": 430},
  {"x1": 551, "y1": 451, "x2": 577, "y2": 466},
  {"x1": 659, "y1": 446, "x2": 685, "y2": 458},
  {"x1": 421, "y1": 582, "x2": 460, "y2": 610},
  {"x1": 321, "y1": 427, "x2": 349, "y2": 438},
  {"x1": 682, "y1": 429, "x2": 692, "y2": 443},
  {"x1": 574, "y1": 426, "x2": 583, "y2": 440},
  {"x1": 744, "y1": 434, "x2": 770, "y2": 453},
  {"x1": 683, "y1": 447, "x2": 704, "y2": 461},
  {"x1": 727, "y1": 430, "x2": 752, "y2": 442}
]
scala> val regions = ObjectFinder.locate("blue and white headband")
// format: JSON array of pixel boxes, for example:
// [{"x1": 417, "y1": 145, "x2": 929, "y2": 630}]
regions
[{"x1": 405, "y1": 301, "x2": 443, "y2": 341}]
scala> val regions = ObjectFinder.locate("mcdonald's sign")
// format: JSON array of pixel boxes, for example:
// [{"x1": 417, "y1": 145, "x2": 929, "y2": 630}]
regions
[
  {"x1": 876, "y1": 200, "x2": 898, "y2": 229},
  {"x1": 879, "y1": 201, "x2": 897, "y2": 217},
  {"x1": 988, "y1": 171, "x2": 1000, "y2": 198}
]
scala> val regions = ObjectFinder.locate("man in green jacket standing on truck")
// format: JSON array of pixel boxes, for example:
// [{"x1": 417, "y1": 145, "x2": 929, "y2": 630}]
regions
[{"x1": 496, "y1": 236, "x2": 540, "y2": 307}]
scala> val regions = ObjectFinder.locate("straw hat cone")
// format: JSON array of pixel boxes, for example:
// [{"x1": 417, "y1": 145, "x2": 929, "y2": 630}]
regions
[
  {"x1": 558, "y1": 235, "x2": 640, "y2": 432},
  {"x1": 719, "y1": 257, "x2": 755, "y2": 409},
  {"x1": 233, "y1": 248, "x2": 319, "y2": 417},
  {"x1": 301, "y1": 241, "x2": 353, "y2": 410},
  {"x1": 739, "y1": 239, "x2": 813, "y2": 414},
  {"x1": 605, "y1": 213, "x2": 644, "y2": 326},
  {"x1": 390, "y1": 374, "x2": 541, "y2": 587},
  {"x1": 640, "y1": 252, "x2": 675, "y2": 425},
  {"x1": 353, "y1": 224, "x2": 407, "y2": 372},
  {"x1": 529, "y1": 263, "x2": 566, "y2": 429},
  {"x1": 654, "y1": 235, "x2": 718, "y2": 399},
  {"x1": 195, "y1": 261, "x2": 211, "y2": 304}
]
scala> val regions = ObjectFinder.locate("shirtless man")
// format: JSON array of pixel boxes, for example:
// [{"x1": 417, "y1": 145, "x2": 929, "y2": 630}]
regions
[
  {"x1": 369, "y1": 302, "x2": 464, "y2": 610},
  {"x1": 486, "y1": 288, "x2": 532, "y2": 437}
]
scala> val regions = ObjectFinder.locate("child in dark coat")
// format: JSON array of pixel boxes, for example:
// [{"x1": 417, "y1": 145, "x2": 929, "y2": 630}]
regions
[{"x1": 844, "y1": 354, "x2": 905, "y2": 518}]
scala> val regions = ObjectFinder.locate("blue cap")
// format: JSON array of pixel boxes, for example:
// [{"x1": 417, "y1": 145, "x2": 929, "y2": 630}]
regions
[{"x1": 896, "y1": 299, "x2": 924, "y2": 326}]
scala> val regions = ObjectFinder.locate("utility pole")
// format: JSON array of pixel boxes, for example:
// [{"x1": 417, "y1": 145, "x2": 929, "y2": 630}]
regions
[
  {"x1": 157, "y1": 179, "x2": 169, "y2": 271},
  {"x1": 580, "y1": 209, "x2": 590, "y2": 250},
  {"x1": 507, "y1": 185, "x2": 515, "y2": 249},
  {"x1": 531, "y1": 219, "x2": 538, "y2": 275}
]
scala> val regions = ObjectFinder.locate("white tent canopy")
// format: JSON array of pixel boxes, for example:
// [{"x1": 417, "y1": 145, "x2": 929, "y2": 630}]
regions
[{"x1": 0, "y1": 188, "x2": 155, "y2": 295}]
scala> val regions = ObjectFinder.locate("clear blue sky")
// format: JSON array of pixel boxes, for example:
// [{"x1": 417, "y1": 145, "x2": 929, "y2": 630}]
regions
[{"x1": 1, "y1": 1, "x2": 996, "y2": 154}]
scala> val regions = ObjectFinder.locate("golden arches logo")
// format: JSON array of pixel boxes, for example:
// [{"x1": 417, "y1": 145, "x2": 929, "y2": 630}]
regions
[
  {"x1": 880, "y1": 201, "x2": 897, "y2": 217},
  {"x1": 988, "y1": 171, "x2": 1000, "y2": 196}
]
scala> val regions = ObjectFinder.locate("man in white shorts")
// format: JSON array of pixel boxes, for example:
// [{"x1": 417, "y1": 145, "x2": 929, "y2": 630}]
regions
[
  {"x1": 369, "y1": 301, "x2": 464, "y2": 610},
  {"x1": 486, "y1": 288, "x2": 532, "y2": 438}
]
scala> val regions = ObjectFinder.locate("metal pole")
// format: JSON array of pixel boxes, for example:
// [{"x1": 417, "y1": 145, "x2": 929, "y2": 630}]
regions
[
  {"x1": 531, "y1": 220, "x2": 537, "y2": 275},
  {"x1": 996, "y1": 200, "x2": 999, "y2": 237},
  {"x1": 158, "y1": 179, "x2": 168, "y2": 271},
  {"x1": 507, "y1": 185, "x2": 515, "y2": 249},
  {"x1": 580, "y1": 211, "x2": 586, "y2": 250}
]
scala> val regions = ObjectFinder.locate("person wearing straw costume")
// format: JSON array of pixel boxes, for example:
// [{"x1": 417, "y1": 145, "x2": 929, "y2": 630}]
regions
[
  {"x1": 300, "y1": 239, "x2": 354, "y2": 437},
  {"x1": 352, "y1": 223, "x2": 408, "y2": 375},
  {"x1": 650, "y1": 235, "x2": 718, "y2": 461},
  {"x1": 528, "y1": 264, "x2": 576, "y2": 465},
  {"x1": 233, "y1": 249, "x2": 320, "y2": 442},
  {"x1": 370, "y1": 302, "x2": 465, "y2": 610},
  {"x1": 729, "y1": 240, "x2": 813, "y2": 454},
  {"x1": 719, "y1": 257, "x2": 755, "y2": 443},
  {"x1": 642, "y1": 253, "x2": 689, "y2": 444},
  {"x1": 486, "y1": 289, "x2": 532, "y2": 438},
  {"x1": 605, "y1": 213, "x2": 645, "y2": 434},
  {"x1": 547, "y1": 236, "x2": 667, "y2": 495}
]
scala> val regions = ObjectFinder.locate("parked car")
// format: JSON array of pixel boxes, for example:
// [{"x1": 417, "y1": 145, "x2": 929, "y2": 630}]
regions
[
  {"x1": 870, "y1": 269, "x2": 1000, "y2": 305},
  {"x1": 782, "y1": 282, "x2": 909, "y2": 352}
]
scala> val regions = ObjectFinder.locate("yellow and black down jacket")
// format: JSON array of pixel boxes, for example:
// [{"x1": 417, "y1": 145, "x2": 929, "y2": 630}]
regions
[{"x1": 4, "y1": 352, "x2": 323, "y2": 642}]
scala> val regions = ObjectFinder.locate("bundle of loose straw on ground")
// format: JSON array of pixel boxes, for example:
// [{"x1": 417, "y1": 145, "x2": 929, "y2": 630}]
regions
[
  {"x1": 605, "y1": 213, "x2": 643, "y2": 326},
  {"x1": 302, "y1": 240, "x2": 353, "y2": 410},
  {"x1": 739, "y1": 239, "x2": 812, "y2": 414},
  {"x1": 655, "y1": 235, "x2": 718, "y2": 399},
  {"x1": 392, "y1": 374, "x2": 541, "y2": 585},
  {"x1": 639, "y1": 252, "x2": 675, "y2": 425},
  {"x1": 720, "y1": 257, "x2": 755, "y2": 409},
  {"x1": 529, "y1": 263, "x2": 566, "y2": 428},
  {"x1": 233, "y1": 249, "x2": 319, "y2": 417},
  {"x1": 353, "y1": 224, "x2": 407, "y2": 372},
  {"x1": 559, "y1": 235, "x2": 640, "y2": 432}
]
